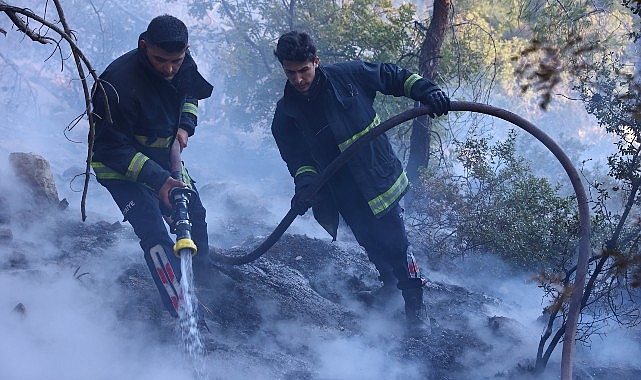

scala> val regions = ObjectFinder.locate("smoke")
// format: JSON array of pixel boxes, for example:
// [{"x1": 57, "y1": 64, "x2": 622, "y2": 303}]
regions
[
  {"x1": 429, "y1": 253, "x2": 641, "y2": 379},
  {"x1": 0, "y1": 268, "x2": 197, "y2": 380},
  {"x1": 313, "y1": 338, "x2": 422, "y2": 379}
]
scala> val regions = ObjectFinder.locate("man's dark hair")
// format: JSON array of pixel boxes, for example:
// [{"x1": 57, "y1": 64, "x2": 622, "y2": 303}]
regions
[
  {"x1": 144, "y1": 14, "x2": 188, "y2": 53},
  {"x1": 273, "y1": 31, "x2": 317, "y2": 64}
]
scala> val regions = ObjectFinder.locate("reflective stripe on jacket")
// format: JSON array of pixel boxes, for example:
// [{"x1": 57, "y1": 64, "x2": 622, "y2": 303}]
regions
[{"x1": 272, "y1": 61, "x2": 434, "y2": 217}]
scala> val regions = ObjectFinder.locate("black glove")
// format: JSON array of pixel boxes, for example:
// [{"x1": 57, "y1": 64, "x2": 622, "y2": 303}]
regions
[
  {"x1": 291, "y1": 172, "x2": 320, "y2": 216},
  {"x1": 422, "y1": 87, "x2": 450, "y2": 118}
]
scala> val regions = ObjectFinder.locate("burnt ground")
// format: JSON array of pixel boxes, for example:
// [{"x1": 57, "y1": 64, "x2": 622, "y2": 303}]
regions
[{"x1": 2, "y1": 211, "x2": 641, "y2": 380}]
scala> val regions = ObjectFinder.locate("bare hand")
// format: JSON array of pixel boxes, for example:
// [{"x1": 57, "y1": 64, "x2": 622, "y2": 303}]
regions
[
  {"x1": 176, "y1": 128, "x2": 189, "y2": 151},
  {"x1": 159, "y1": 176, "x2": 187, "y2": 209}
]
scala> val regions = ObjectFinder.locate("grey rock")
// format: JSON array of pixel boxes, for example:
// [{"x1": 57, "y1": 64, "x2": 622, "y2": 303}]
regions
[{"x1": 9, "y1": 152, "x2": 60, "y2": 206}]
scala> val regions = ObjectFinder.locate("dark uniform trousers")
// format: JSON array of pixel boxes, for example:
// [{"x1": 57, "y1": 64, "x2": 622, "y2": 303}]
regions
[
  {"x1": 328, "y1": 167, "x2": 411, "y2": 286},
  {"x1": 328, "y1": 168, "x2": 426, "y2": 318},
  {"x1": 101, "y1": 180, "x2": 210, "y2": 317}
]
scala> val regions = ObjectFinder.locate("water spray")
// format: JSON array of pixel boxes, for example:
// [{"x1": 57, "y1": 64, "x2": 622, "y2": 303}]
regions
[{"x1": 169, "y1": 187, "x2": 205, "y2": 359}]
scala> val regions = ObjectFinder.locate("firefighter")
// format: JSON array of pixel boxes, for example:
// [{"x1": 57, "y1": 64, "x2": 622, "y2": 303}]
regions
[
  {"x1": 270, "y1": 31, "x2": 450, "y2": 334},
  {"x1": 91, "y1": 15, "x2": 213, "y2": 319}
]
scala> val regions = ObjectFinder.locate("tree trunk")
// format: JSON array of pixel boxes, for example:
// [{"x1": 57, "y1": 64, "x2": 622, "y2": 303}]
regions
[{"x1": 405, "y1": 0, "x2": 450, "y2": 210}]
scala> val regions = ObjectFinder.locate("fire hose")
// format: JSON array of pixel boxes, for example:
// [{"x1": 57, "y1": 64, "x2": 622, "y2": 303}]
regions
[{"x1": 208, "y1": 101, "x2": 590, "y2": 379}]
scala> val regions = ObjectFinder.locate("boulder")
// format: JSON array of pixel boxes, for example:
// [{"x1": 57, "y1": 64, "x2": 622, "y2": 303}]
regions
[{"x1": 8, "y1": 152, "x2": 60, "y2": 206}]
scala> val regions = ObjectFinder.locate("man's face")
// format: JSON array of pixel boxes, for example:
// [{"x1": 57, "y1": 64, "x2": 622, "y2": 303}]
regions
[
  {"x1": 140, "y1": 40, "x2": 188, "y2": 81},
  {"x1": 282, "y1": 57, "x2": 319, "y2": 94}
]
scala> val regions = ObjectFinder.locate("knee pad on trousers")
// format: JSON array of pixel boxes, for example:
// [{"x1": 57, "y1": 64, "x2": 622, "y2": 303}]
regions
[{"x1": 144, "y1": 244, "x2": 182, "y2": 318}]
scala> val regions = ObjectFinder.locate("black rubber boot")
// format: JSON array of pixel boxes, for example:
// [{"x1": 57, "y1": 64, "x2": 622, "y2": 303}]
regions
[
  {"x1": 399, "y1": 280, "x2": 431, "y2": 337},
  {"x1": 355, "y1": 282, "x2": 398, "y2": 309},
  {"x1": 355, "y1": 261, "x2": 400, "y2": 308}
]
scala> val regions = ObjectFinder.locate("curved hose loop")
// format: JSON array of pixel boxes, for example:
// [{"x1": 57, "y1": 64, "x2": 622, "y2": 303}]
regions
[
  {"x1": 209, "y1": 105, "x2": 432, "y2": 266},
  {"x1": 210, "y1": 101, "x2": 590, "y2": 379},
  {"x1": 450, "y1": 102, "x2": 590, "y2": 380}
]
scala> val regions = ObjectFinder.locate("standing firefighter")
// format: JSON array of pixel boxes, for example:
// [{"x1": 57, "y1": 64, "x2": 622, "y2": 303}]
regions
[
  {"x1": 91, "y1": 15, "x2": 213, "y2": 320},
  {"x1": 270, "y1": 31, "x2": 450, "y2": 334}
]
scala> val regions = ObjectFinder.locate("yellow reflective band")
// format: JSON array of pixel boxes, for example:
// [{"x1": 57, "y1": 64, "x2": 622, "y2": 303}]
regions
[
  {"x1": 368, "y1": 171, "x2": 409, "y2": 216},
  {"x1": 91, "y1": 161, "x2": 157, "y2": 191},
  {"x1": 338, "y1": 115, "x2": 381, "y2": 152},
  {"x1": 126, "y1": 153, "x2": 148, "y2": 180},
  {"x1": 182, "y1": 102, "x2": 198, "y2": 117},
  {"x1": 134, "y1": 135, "x2": 173, "y2": 148},
  {"x1": 295, "y1": 165, "x2": 318, "y2": 177},
  {"x1": 91, "y1": 162, "x2": 128, "y2": 180},
  {"x1": 404, "y1": 74, "x2": 422, "y2": 97},
  {"x1": 179, "y1": 165, "x2": 195, "y2": 189},
  {"x1": 174, "y1": 238, "x2": 198, "y2": 257}
]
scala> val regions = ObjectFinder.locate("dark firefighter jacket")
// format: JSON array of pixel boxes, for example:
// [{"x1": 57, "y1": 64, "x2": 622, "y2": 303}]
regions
[
  {"x1": 91, "y1": 35, "x2": 213, "y2": 192},
  {"x1": 271, "y1": 60, "x2": 440, "y2": 218}
]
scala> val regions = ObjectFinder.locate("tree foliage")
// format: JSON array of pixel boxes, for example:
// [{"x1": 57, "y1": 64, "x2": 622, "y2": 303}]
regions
[
  {"x1": 572, "y1": 50, "x2": 641, "y2": 321},
  {"x1": 512, "y1": 0, "x2": 633, "y2": 109},
  {"x1": 186, "y1": 0, "x2": 418, "y2": 130},
  {"x1": 515, "y1": 1, "x2": 641, "y2": 372},
  {"x1": 409, "y1": 129, "x2": 578, "y2": 271}
]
